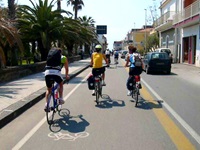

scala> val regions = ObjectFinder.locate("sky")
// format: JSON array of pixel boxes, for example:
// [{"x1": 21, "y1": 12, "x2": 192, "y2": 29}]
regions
[{"x1": 1, "y1": 0, "x2": 161, "y2": 50}]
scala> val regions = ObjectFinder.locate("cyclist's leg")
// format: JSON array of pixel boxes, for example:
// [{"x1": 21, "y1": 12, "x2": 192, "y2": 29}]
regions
[
  {"x1": 114, "y1": 57, "x2": 117, "y2": 64},
  {"x1": 135, "y1": 67, "x2": 142, "y2": 89},
  {"x1": 54, "y1": 75, "x2": 64, "y2": 104},
  {"x1": 92, "y1": 68, "x2": 97, "y2": 95},
  {"x1": 45, "y1": 75, "x2": 53, "y2": 109},
  {"x1": 101, "y1": 67, "x2": 106, "y2": 86},
  {"x1": 127, "y1": 67, "x2": 136, "y2": 96}
]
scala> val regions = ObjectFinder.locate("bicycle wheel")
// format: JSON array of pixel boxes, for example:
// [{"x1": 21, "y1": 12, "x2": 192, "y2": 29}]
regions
[
  {"x1": 46, "y1": 94, "x2": 56, "y2": 125},
  {"x1": 135, "y1": 88, "x2": 139, "y2": 107},
  {"x1": 95, "y1": 82, "x2": 100, "y2": 105}
]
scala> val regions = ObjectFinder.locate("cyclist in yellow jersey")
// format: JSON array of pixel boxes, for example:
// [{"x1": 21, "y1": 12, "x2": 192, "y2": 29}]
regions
[
  {"x1": 91, "y1": 44, "x2": 109, "y2": 95},
  {"x1": 44, "y1": 47, "x2": 70, "y2": 111}
]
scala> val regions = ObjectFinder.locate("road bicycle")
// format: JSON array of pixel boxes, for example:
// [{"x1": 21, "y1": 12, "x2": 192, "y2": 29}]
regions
[
  {"x1": 92, "y1": 66, "x2": 108, "y2": 105},
  {"x1": 46, "y1": 79, "x2": 62, "y2": 125},
  {"x1": 94, "y1": 74, "x2": 103, "y2": 105},
  {"x1": 130, "y1": 75, "x2": 141, "y2": 107}
]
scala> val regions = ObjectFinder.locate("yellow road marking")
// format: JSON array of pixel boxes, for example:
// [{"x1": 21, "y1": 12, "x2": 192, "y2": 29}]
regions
[
  {"x1": 123, "y1": 61, "x2": 195, "y2": 149},
  {"x1": 142, "y1": 86, "x2": 195, "y2": 150}
]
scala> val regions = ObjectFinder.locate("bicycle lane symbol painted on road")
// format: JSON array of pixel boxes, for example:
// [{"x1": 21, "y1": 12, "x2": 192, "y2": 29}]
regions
[{"x1": 48, "y1": 131, "x2": 89, "y2": 141}]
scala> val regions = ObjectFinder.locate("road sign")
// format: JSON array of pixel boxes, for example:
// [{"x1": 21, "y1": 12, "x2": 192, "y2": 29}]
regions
[{"x1": 96, "y1": 25, "x2": 107, "y2": 34}]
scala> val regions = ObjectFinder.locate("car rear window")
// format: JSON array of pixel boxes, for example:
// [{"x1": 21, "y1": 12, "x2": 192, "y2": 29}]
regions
[{"x1": 151, "y1": 53, "x2": 168, "y2": 59}]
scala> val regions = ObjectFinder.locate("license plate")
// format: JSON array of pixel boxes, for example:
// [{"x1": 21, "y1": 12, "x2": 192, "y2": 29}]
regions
[{"x1": 156, "y1": 63, "x2": 164, "y2": 65}]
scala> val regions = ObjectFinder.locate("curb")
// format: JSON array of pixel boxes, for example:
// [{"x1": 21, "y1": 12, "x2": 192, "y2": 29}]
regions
[{"x1": 0, "y1": 64, "x2": 90, "y2": 129}]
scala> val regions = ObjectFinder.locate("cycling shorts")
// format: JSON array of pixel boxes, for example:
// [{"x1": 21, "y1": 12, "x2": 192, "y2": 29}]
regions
[
  {"x1": 114, "y1": 56, "x2": 119, "y2": 59},
  {"x1": 92, "y1": 67, "x2": 105, "y2": 77},
  {"x1": 129, "y1": 67, "x2": 142, "y2": 76},
  {"x1": 45, "y1": 75, "x2": 63, "y2": 88},
  {"x1": 105, "y1": 54, "x2": 110, "y2": 59}
]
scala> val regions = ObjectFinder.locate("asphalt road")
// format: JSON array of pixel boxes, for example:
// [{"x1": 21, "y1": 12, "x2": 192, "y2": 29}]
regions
[{"x1": 0, "y1": 57, "x2": 200, "y2": 150}]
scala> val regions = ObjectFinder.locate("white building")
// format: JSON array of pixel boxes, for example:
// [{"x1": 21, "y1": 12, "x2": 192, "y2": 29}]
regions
[
  {"x1": 173, "y1": 0, "x2": 200, "y2": 66},
  {"x1": 155, "y1": 0, "x2": 200, "y2": 66}
]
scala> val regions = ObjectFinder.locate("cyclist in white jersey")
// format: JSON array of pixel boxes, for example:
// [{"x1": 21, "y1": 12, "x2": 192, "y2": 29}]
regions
[{"x1": 44, "y1": 48, "x2": 70, "y2": 110}]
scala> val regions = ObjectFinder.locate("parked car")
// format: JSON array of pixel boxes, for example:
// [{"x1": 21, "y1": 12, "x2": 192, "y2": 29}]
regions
[
  {"x1": 155, "y1": 48, "x2": 173, "y2": 63},
  {"x1": 142, "y1": 52, "x2": 171, "y2": 74},
  {"x1": 121, "y1": 50, "x2": 128, "y2": 59}
]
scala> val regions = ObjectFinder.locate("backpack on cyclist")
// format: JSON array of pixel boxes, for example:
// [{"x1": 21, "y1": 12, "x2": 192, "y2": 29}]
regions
[
  {"x1": 87, "y1": 74, "x2": 95, "y2": 90},
  {"x1": 134, "y1": 55, "x2": 142, "y2": 67},
  {"x1": 130, "y1": 54, "x2": 143, "y2": 75},
  {"x1": 127, "y1": 76, "x2": 136, "y2": 90},
  {"x1": 114, "y1": 51, "x2": 119, "y2": 57},
  {"x1": 46, "y1": 49, "x2": 61, "y2": 67}
]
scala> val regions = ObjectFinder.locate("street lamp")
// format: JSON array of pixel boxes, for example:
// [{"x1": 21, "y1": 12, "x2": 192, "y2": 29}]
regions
[{"x1": 145, "y1": 9, "x2": 147, "y2": 53}]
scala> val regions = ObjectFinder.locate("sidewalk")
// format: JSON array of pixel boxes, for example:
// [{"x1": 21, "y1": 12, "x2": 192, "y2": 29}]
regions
[{"x1": 0, "y1": 58, "x2": 91, "y2": 128}]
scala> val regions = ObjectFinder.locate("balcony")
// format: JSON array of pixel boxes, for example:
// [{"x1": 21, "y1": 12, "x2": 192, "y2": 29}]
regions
[
  {"x1": 173, "y1": 0, "x2": 200, "y2": 25},
  {"x1": 154, "y1": 11, "x2": 176, "y2": 31}
]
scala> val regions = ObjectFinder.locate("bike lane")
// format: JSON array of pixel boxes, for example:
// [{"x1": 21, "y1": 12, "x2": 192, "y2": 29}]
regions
[
  {"x1": 1, "y1": 57, "x2": 198, "y2": 150},
  {"x1": 10, "y1": 62, "x2": 177, "y2": 150}
]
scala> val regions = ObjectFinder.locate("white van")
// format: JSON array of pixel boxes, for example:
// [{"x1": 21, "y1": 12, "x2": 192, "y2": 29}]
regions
[
  {"x1": 155, "y1": 48, "x2": 171, "y2": 55},
  {"x1": 155, "y1": 48, "x2": 173, "y2": 63}
]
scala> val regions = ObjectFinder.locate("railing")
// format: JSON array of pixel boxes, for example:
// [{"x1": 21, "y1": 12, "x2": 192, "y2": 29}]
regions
[
  {"x1": 160, "y1": 0, "x2": 169, "y2": 5},
  {"x1": 154, "y1": 11, "x2": 176, "y2": 27},
  {"x1": 173, "y1": 0, "x2": 199, "y2": 25}
]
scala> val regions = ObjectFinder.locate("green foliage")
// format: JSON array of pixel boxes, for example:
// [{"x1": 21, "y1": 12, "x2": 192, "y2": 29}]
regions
[
  {"x1": 16, "y1": 0, "x2": 72, "y2": 60},
  {"x1": 146, "y1": 32, "x2": 159, "y2": 52}
]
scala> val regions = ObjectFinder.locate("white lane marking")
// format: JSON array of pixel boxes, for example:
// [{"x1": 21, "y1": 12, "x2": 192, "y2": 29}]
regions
[
  {"x1": 12, "y1": 73, "x2": 91, "y2": 150},
  {"x1": 142, "y1": 79, "x2": 200, "y2": 144}
]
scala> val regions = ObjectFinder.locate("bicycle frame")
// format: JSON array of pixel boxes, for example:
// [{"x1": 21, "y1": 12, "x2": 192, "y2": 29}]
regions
[
  {"x1": 94, "y1": 75, "x2": 102, "y2": 105},
  {"x1": 131, "y1": 75, "x2": 140, "y2": 107}
]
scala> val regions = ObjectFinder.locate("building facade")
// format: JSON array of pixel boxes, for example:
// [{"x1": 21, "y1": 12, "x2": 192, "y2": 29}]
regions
[
  {"x1": 154, "y1": 0, "x2": 177, "y2": 62},
  {"x1": 122, "y1": 26, "x2": 153, "y2": 51},
  {"x1": 155, "y1": 0, "x2": 200, "y2": 66},
  {"x1": 173, "y1": 0, "x2": 200, "y2": 66}
]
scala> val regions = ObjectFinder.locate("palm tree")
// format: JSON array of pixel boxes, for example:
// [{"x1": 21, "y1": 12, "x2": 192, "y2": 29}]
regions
[
  {"x1": 78, "y1": 15, "x2": 95, "y2": 27},
  {"x1": 0, "y1": 8, "x2": 23, "y2": 67},
  {"x1": 17, "y1": 0, "x2": 71, "y2": 61},
  {"x1": 67, "y1": 0, "x2": 84, "y2": 19},
  {"x1": 57, "y1": 0, "x2": 61, "y2": 10},
  {"x1": 8, "y1": 0, "x2": 16, "y2": 19},
  {"x1": 78, "y1": 16, "x2": 97, "y2": 54}
]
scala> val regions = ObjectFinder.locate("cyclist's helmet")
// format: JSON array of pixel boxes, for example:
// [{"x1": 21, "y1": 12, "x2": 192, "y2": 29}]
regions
[{"x1": 95, "y1": 44, "x2": 102, "y2": 52}]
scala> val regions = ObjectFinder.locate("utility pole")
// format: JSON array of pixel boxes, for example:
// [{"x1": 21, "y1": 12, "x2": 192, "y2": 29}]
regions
[
  {"x1": 133, "y1": 22, "x2": 135, "y2": 45},
  {"x1": 145, "y1": 9, "x2": 147, "y2": 53}
]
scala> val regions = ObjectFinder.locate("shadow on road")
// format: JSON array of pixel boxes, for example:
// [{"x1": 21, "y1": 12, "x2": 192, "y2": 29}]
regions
[
  {"x1": 130, "y1": 96, "x2": 163, "y2": 110},
  {"x1": 95, "y1": 94, "x2": 125, "y2": 109},
  {"x1": 49, "y1": 113, "x2": 90, "y2": 133}
]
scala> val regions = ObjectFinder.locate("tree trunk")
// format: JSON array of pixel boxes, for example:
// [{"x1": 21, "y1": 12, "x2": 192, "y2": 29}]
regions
[
  {"x1": 10, "y1": 47, "x2": 18, "y2": 66},
  {"x1": 57, "y1": 0, "x2": 61, "y2": 10},
  {"x1": 8, "y1": 0, "x2": 16, "y2": 19},
  {"x1": 37, "y1": 40, "x2": 48, "y2": 61}
]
